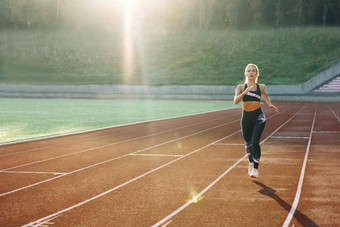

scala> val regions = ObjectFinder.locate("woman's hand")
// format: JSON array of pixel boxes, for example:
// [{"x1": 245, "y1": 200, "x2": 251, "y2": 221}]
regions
[{"x1": 269, "y1": 104, "x2": 279, "y2": 113}]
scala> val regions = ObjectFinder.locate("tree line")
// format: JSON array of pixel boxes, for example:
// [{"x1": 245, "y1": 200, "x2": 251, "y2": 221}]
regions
[
  {"x1": 0, "y1": 0, "x2": 339, "y2": 30},
  {"x1": 185, "y1": 0, "x2": 340, "y2": 29}
]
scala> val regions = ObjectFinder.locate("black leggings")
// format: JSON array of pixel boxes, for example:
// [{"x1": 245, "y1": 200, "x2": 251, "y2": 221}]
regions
[{"x1": 241, "y1": 108, "x2": 266, "y2": 169}]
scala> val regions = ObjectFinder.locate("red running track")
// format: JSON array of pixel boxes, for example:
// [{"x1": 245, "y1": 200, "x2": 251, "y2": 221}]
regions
[{"x1": 0, "y1": 101, "x2": 339, "y2": 227}]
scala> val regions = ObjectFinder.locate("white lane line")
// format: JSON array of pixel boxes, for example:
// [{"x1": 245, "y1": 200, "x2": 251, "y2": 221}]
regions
[
  {"x1": 152, "y1": 154, "x2": 247, "y2": 227},
  {"x1": 0, "y1": 171, "x2": 66, "y2": 175},
  {"x1": 0, "y1": 108, "x2": 242, "y2": 158},
  {"x1": 1, "y1": 114, "x2": 239, "y2": 171},
  {"x1": 162, "y1": 220, "x2": 172, "y2": 227},
  {"x1": 129, "y1": 154, "x2": 184, "y2": 157},
  {"x1": 0, "y1": 115, "x2": 239, "y2": 171},
  {"x1": 152, "y1": 105, "x2": 306, "y2": 227},
  {"x1": 27, "y1": 214, "x2": 61, "y2": 227},
  {"x1": 2, "y1": 103, "x2": 289, "y2": 159},
  {"x1": 22, "y1": 131, "x2": 242, "y2": 227},
  {"x1": 2, "y1": 104, "x2": 290, "y2": 158},
  {"x1": 328, "y1": 105, "x2": 340, "y2": 122},
  {"x1": 313, "y1": 131, "x2": 340, "y2": 134},
  {"x1": 270, "y1": 136, "x2": 309, "y2": 139},
  {"x1": 21, "y1": 104, "x2": 295, "y2": 226},
  {"x1": 282, "y1": 105, "x2": 317, "y2": 227},
  {"x1": 1, "y1": 104, "x2": 294, "y2": 197},
  {"x1": 0, "y1": 117, "x2": 241, "y2": 197}
]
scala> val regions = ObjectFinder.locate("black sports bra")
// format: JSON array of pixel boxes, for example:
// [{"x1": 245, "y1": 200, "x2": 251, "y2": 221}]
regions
[{"x1": 242, "y1": 83, "x2": 261, "y2": 102}]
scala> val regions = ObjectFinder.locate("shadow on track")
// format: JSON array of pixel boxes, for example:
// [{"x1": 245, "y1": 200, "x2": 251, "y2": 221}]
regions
[{"x1": 252, "y1": 181, "x2": 318, "y2": 227}]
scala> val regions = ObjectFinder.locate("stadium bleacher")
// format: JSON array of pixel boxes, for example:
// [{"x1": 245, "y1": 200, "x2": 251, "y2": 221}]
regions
[{"x1": 314, "y1": 76, "x2": 340, "y2": 93}]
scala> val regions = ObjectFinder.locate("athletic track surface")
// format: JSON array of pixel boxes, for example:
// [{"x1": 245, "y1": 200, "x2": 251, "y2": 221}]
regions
[{"x1": 1, "y1": 101, "x2": 339, "y2": 227}]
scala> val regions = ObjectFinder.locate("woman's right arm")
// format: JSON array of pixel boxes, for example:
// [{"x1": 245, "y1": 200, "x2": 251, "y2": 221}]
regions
[{"x1": 234, "y1": 84, "x2": 253, "y2": 104}]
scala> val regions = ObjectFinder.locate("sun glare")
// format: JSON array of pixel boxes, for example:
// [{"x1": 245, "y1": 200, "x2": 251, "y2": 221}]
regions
[
  {"x1": 187, "y1": 187, "x2": 204, "y2": 204},
  {"x1": 86, "y1": 0, "x2": 150, "y2": 85},
  {"x1": 123, "y1": 0, "x2": 134, "y2": 84}
]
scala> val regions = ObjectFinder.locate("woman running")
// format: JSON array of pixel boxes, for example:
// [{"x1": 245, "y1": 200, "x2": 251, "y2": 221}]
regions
[{"x1": 234, "y1": 63, "x2": 279, "y2": 178}]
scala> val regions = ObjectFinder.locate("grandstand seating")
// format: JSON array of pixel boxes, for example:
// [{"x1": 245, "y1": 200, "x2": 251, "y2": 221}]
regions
[{"x1": 314, "y1": 76, "x2": 340, "y2": 93}]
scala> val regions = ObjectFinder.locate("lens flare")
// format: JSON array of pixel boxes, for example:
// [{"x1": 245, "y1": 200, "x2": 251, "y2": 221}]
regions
[
  {"x1": 123, "y1": 0, "x2": 134, "y2": 84},
  {"x1": 187, "y1": 187, "x2": 203, "y2": 204}
]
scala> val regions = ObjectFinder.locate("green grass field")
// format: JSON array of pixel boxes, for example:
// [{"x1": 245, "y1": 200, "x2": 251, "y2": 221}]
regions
[
  {"x1": 1, "y1": 27, "x2": 339, "y2": 86},
  {"x1": 0, "y1": 27, "x2": 339, "y2": 144},
  {"x1": 0, "y1": 98, "x2": 240, "y2": 144}
]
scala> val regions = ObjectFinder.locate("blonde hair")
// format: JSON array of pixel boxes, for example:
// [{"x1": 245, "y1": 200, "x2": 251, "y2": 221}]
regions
[{"x1": 244, "y1": 63, "x2": 259, "y2": 83}]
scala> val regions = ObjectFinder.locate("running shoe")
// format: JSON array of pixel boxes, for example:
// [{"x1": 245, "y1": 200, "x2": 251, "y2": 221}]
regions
[
  {"x1": 250, "y1": 168, "x2": 259, "y2": 178},
  {"x1": 248, "y1": 163, "x2": 254, "y2": 176}
]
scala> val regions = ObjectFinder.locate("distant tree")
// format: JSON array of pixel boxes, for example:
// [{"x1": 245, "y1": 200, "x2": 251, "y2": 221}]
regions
[
  {"x1": 0, "y1": 0, "x2": 11, "y2": 28},
  {"x1": 238, "y1": 0, "x2": 253, "y2": 28},
  {"x1": 323, "y1": 0, "x2": 330, "y2": 27},
  {"x1": 198, "y1": 0, "x2": 208, "y2": 29},
  {"x1": 210, "y1": 0, "x2": 228, "y2": 28},
  {"x1": 54, "y1": 0, "x2": 62, "y2": 26},
  {"x1": 224, "y1": 0, "x2": 253, "y2": 28},
  {"x1": 261, "y1": 0, "x2": 277, "y2": 26},
  {"x1": 336, "y1": 0, "x2": 340, "y2": 25},
  {"x1": 225, "y1": 0, "x2": 239, "y2": 28},
  {"x1": 274, "y1": 0, "x2": 281, "y2": 27},
  {"x1": 274, "y1": 0, "x2": 305, "y2": 27},
  {"x1": 22, "y1": 0, "x2": 37, "y2": 28},
  {"x1": 248, "y1": 0, "x2": 261, "y2": 27},
  {"x1": 321, "y1": 0, "x2": 339, "y2": 27},
  {"x1": 297, "y1": 0, "x2": 305, "y2": 25},
  {"x1": 180, "y1": 0, "x2": 199, "y2": 29},
  {"x1": 2, "y1": 0, "x2": 339, "y2": 31}
]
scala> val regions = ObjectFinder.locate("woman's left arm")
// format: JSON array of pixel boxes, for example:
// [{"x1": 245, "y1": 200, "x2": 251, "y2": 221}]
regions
[{"x1": 260, "y1": 84, "x2": 279, "y2": 112}]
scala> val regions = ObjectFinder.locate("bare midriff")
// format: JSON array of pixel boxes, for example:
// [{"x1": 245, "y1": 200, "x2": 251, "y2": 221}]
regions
[{"x1": 243, "y1": 101, "x2": 261, "y2": 112}]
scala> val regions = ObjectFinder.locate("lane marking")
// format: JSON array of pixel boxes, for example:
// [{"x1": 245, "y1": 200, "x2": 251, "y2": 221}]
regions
[
  {"x1": 328, "y1": 105, "x2": 340, "y2": 122},
  {"x1": 270, "y1": 136, "x2": 309, "y2": 139},
  {"x1": 1, "y1": 113, "x2": 241, "y2": 170},
  {"x1": 0, "y1": 171, "x2": 66, "y2": 175},
  {"x1": 0, "y1": 107, "x2": 243, "y2": 158},
  {"x1": 0, "y1": 112, "x2": 235, "y2": 158},
  {"x1": 129, "y1": 154, "x2": 184, "y2": 157},
  {"x1": 313, "y1": 131, "x2": 340, "y2": 134},
  {"x1": 152, "y1": 154, "x2": 247, "y2": 227},
  {"x1": 28, "y1": 214, "x2": 61, "y2": 227},
  {"x1": 1, "y1": 104, "x2": 295, "y2": 198},
  {"x1": 1, "y1": 103, "x2": 290, "y2": 158},
  {"x1": 162, "y1": 220, "x2": 172, "y2": 227},
  {"x1": 152, "y1": 105, "x2": 307, "y2": 227},
  {"x1": 22, "y1": 131, "x2": 242, "y2": 227},
  {"x1": 0, "y1": 117, "x2": 242, "y2": 197},
  {"x1": 0, "y1": 114, "x2": 239, "y2": 171},
  {"x1": 21, "y1": 104, "x2": 296, "y2": 226},
  {"x1": 1, "y1": 103, "x2": 289, "y2": 161},
  {"x1": 282, "y1": 105, "x2": 317, "y2": 227}
]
